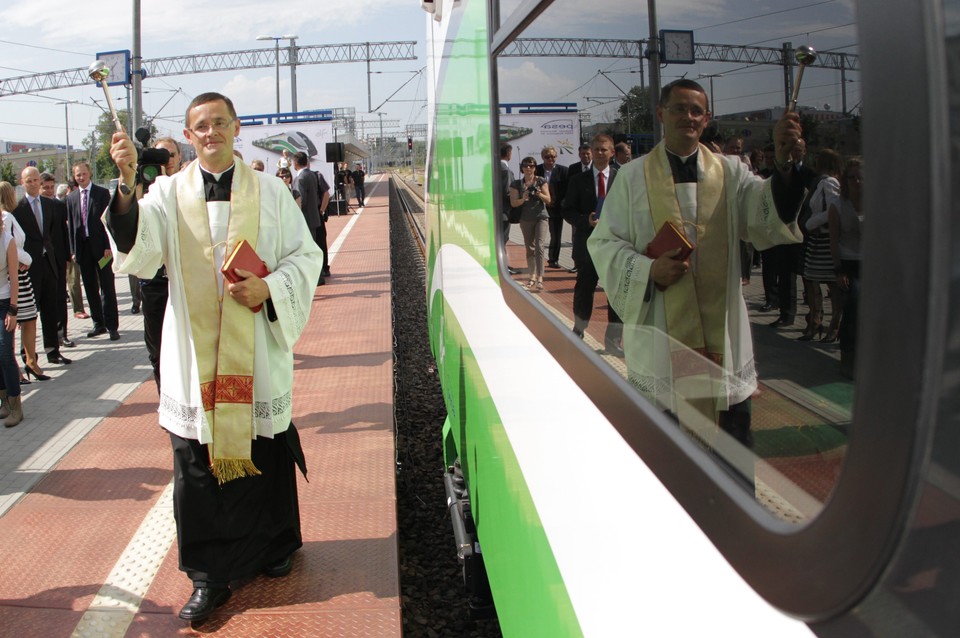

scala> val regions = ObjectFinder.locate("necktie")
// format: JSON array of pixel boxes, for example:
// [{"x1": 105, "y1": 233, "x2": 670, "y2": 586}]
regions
[
  {"x1": 595, "y1": 171, "x2": 606, "y2": 217},
  {"x1": 81, "y1": 189, "x2": 88, "y2": 236},
  {"x1": 31, "y1": 198, "x2": 42, "y2": 235}
]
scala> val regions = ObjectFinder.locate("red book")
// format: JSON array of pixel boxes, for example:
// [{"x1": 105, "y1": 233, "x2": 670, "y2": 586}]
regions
[
  {"x1": 645, "y1": 221, "x2": 695, "y2": 261},
  {"x1": 221, "y1": 239, "x2": 270, "y2": 312}
]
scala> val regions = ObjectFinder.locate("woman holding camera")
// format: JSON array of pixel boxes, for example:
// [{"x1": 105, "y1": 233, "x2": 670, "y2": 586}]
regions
[{"x1": 509, "y1": 157, "x2": 551, "y2": 291}]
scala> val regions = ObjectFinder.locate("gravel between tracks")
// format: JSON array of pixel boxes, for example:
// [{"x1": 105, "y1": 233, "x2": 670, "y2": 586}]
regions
[{"x1": 390, "y1": 181, "x2": 503, "y2": 638}]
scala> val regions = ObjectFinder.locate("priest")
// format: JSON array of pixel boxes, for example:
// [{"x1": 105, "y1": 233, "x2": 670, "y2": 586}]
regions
[
  {"x1": 588, "y1": 79, "x2": 804, "y2": 450},
  {"x1": 106, "y1": 92, "x2": 323, "y2": 622}
]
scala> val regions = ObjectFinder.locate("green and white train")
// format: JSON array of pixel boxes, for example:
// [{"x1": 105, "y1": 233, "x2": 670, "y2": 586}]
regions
[{"x1": 422, "y1": 0, "x2": 960, "y2": 635}]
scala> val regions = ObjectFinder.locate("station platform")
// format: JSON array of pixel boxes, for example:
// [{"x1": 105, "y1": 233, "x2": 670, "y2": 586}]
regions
[{"x1": 0, "y1": 174, "x2": 401, "y2": 637}]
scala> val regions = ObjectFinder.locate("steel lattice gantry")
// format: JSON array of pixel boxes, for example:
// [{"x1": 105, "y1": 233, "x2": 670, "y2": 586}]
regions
[
  {"x1": 0, "y1": 41, "x2": 417, "y2": 97},
  {"x1": 501, "y1": 38, "x2": 860, "y2": 72}
]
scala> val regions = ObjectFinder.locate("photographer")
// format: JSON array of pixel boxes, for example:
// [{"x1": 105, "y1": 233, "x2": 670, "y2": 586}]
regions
[
  {"x1": 508, "y1": 156, "x2": 551, "y2": 291},
  {"x1": 136, "y1": 137, "x2": 180, "y2": 390}
]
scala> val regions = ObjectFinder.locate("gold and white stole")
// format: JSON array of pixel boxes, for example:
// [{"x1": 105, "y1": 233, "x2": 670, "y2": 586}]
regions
[
  {"x1": 176, "y1": 160, "x2": 262, "y2": 484},
  {"x1": 645, "y1": 143, "x2": 731, "y2": 419}
]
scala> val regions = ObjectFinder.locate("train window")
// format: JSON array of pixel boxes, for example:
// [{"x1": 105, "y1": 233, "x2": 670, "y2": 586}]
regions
[{"x1": 494, "y1": 0, "x2": 862, "y2": 523}]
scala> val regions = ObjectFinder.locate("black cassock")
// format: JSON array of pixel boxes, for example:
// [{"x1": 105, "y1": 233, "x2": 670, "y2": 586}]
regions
[{"x1": 170, "y1": 425, "x2": 307, "y2": 587}]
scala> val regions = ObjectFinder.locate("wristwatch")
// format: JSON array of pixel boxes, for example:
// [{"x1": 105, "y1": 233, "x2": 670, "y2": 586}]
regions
[{"x1": 118, "y1": 180, "x2": 135, "y2": 196}]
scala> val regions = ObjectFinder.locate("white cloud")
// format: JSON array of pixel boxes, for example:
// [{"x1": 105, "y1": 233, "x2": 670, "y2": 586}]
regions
[{"x1": 498, "y1": 60, "x2": 579, "y2": 104}]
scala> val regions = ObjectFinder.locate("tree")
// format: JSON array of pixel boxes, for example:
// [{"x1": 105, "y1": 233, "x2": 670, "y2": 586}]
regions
[
  {"x1": 616, "y1": 86, "x2": 655, "y2": 135},
  {"x1": 0, "y1": 162, "x2": 16, "y2": 184},
  {"x1": 37, "y1": 158, "x2": 58, "y2": 176},
  {"x1": 83, "y1": 110, "x2": 157, "y2": 183},
  {"x1": 798, "y1": 111, "x2": 821, "y2": 147}
]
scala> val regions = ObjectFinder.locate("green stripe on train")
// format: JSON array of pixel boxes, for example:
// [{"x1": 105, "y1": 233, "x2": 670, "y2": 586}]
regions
[
  {"x1": 427, "y1": 0, "x2": 582, "y2": 633},
  {"x1": 434, "y1": 290, "x2": 582, "y2": 637}
]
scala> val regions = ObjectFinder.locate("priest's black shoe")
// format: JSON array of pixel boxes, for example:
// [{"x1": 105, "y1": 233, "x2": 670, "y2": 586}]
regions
[
  {"x1": 178, "y1": 587, "x2": 231, "y2": 622},
  {"x1": 47, "y1": 352, "x2": 72, "y2": 365},
  {"x1": 60, "y1": 337, "x2": 76, "y2": 348},
  {"x1": 262, "y1": 555, "x2": 293, "y2": 578},
  {"x1": 87, "y1": 326, "x2": 107, "y2": 338},
  {"x1": 603, "y1": 342, "x2": 625, "y2": 358},
  {"x1": 109, "y1": 330, "x2": 121, "y2": 341}
]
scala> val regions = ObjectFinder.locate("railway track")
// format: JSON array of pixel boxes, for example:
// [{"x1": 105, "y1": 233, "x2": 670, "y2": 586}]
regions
[{"x1": 391, "y1": 173, "x2": 426, "y2": 256}]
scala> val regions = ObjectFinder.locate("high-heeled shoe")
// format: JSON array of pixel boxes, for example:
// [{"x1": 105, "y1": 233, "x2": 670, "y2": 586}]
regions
[
  {"x1": 24, "y1": 364, "x2": 51, "y2": 381},
  {"x1": 797, "y1": 325, "x2": 824, "y2": 341},
  {"x1": 18, "y1": 373, "x2": 31, "y2": 386},
  {"x1": 821, "y1": 328, "x2": 839, "y2": 344}
]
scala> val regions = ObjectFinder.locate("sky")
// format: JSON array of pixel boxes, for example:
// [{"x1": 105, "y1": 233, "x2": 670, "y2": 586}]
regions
[
  {"x1": 0, "y1": 0, "x2": 427, "y2": 148},
  {"x1": 496, "y1": 0, "x2": 860, "y2": 126},
  {"x1": 0, "y1": 0, "x2": 860, "y2": 150}
]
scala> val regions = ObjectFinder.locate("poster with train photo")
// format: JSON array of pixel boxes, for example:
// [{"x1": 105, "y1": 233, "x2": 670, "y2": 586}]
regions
[
  {"x1": 233, "y1": 119, "x2": 336, "y2": 188},
  {"x1": 498, "y1": 111, "x2": 580, "y2": 175}
]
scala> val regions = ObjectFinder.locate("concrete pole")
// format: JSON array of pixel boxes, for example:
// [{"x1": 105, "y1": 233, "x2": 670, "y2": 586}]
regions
[
  {"x1": 132, "y1": 0, "x2": 143, "y2": 132},
  {"x1": 290, "y1": 38, "x2": 299, "y2": 112},
  {"x1": 274, "y1": 39, "x2": 281, "y2": 113},
  {"x1": 647, "y1": 0, "x2": 662, "y2": 142}
]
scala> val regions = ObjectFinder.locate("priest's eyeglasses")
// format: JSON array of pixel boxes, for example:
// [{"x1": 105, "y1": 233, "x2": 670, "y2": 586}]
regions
[
  {"x1": 663, "y1": 104, "x2": 707, "y2": 118},
  {"x1": 188, "y1": 118, "x2": 236, "y2": 135}
]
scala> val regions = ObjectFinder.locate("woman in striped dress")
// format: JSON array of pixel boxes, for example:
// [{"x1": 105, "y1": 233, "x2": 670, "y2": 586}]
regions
[
  {"x1": 0, "y1": 182, "x2": 44, "y2": 383},
  {"x1": 799, "y1": 149, "x2": 843, "y2": 342}
]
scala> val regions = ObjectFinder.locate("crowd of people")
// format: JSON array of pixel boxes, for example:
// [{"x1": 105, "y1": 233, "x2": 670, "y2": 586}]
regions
[
  {"x1": 0, "y1": 159, "x2": 140, "y2": 427},
  {"x1": 722, "y1": 128, "x2": 863, "y2": 379}
]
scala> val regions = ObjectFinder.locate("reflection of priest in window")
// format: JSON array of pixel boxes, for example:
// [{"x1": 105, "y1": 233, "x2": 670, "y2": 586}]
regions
[
  {"x1": 588, "y1": 80, "x2": 804, "y2": 447},
  {"x1": 105, "y1": 92, "x2": 323, "y2": 622}
]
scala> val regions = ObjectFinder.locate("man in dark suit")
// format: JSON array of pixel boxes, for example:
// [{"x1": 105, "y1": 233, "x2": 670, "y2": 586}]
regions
[
  {"x1": 39, "y1": 172, "x2": 75, "y2": 349},
  {"x1": 66, "y1": 161, "x2": 119, "y2": 341},
  {"x1": 292, "y1": 152, "x2": 329, "y2": 284},
  {"x1": 499, "y1": 143, "x2": 518, "y2": 275},
  {"x1": 535, "y1": 146, "x2": 568, "y2": 268},
  {"x1": 566, "y1": 142, "x2": 592, "y2": 179},
  {"x1": 14, "y1": 167, "x2": 72, "y2": 365},
  {"x1": 563, "y1": 143, "x2": 593, "y2": 274},
  {"x1": 767, "y1": 138, "x2": 818, "y2": 328},
  {"x1": 561, "y1": 134, "x2": 623, "y2": 356}
]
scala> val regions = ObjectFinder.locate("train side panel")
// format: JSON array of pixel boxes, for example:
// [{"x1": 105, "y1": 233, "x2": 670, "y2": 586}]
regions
[{"x1": 425, "y1": 1, "x2": 580, "y2": 634}]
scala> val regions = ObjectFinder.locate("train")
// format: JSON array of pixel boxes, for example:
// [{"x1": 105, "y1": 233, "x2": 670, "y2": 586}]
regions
[{"x1": 421, "y1": 0, "x2": 959, "y2": 635}]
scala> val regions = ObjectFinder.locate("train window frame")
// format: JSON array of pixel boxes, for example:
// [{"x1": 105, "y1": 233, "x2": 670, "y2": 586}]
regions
[{"x1": 488, "y1": 0, "x2": 945, "y2": 619}]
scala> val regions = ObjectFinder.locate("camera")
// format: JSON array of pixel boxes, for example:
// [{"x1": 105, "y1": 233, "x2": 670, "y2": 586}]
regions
[
  {"x1": 134, "y1": 127, "x2": 170, "y2": 192},
  {"x1": 526, "y1": 184, "x2": 540, "y2": 197}
]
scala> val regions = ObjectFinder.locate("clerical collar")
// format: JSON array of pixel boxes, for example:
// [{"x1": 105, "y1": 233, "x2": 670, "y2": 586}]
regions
[
  {"x1": 666, "y1": 149, "x2": 699, "y2": 183},
  {"x1": 200, "y1": 163, "x2": 236, "y2": 202}
]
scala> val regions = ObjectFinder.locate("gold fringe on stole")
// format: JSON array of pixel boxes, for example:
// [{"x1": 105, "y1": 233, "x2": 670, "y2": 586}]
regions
[
  {"x1": 176, "y1": 160, "x2": 263, "y2": 483},
  {"x1": 645, "y1": 143, "x2": 730, "y2": 420},
  {"x1": 212, "y1": 459, "x2": 262, "y2": 485}
]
